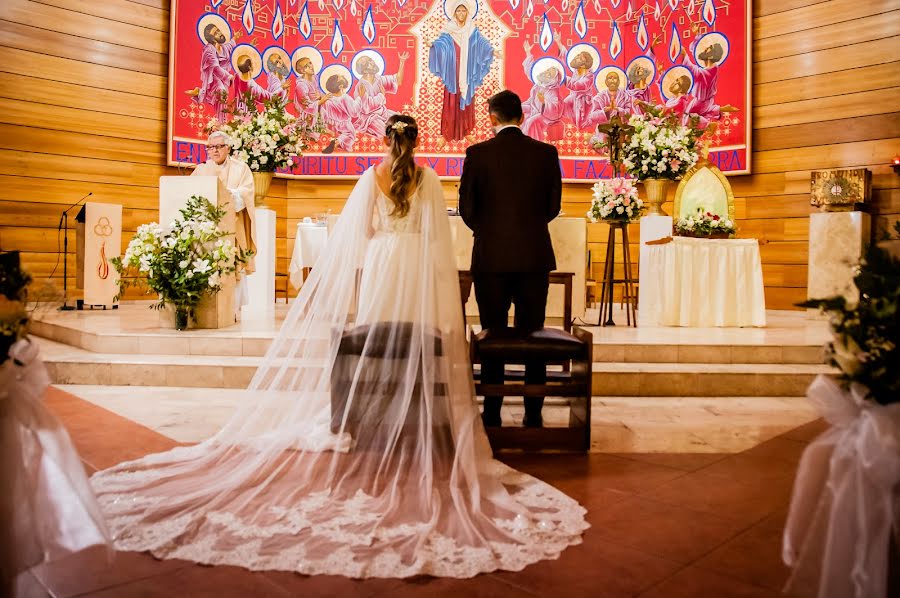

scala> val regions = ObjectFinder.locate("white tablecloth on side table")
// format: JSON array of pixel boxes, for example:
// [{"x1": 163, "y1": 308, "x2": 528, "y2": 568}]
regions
[
  {"x1": 638, "y1": 237, "x2": 766, "y2": 327},
  {"x1": 289, "y1": 223, "x2": 328, "y2": 288}
]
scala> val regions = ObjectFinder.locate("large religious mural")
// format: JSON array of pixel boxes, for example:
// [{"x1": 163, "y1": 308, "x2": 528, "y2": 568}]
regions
[{"x1": 168, "y1": 0, "x2": 751, "y2": 180}]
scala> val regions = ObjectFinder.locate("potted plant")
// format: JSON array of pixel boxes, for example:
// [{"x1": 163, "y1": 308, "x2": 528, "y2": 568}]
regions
[
  {"x1": 674, "y1": 209, "x2": 736, "y2": 239},
  {"x1": 0, "y1": 251, "x2": 31, "y2": 363},
  {"x1": 621, "y1": 105, "x2": 701, "y2": 215},
  {"x1": 207, "y1": 98, "x2": 319, "y2": 209},
  {"x1": 783, "y1": 223, "x2": 900, "y2": 598},
  {"x1": 113, "y1": 196, "x2": 250, "y2": 329},
  {"x1": 587, "y1": 177, "x2": 644, "y2": 224}
]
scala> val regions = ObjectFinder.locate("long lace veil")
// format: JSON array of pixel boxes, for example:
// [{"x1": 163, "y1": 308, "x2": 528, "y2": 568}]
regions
[{"x1": 90, "y1": 167, "x2": 588, "y2": 578}]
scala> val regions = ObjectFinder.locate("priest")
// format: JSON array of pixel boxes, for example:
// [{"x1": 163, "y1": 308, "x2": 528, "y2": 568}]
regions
[{"x1": 191, "y1": 131, "x2": 256, "y2": 317}]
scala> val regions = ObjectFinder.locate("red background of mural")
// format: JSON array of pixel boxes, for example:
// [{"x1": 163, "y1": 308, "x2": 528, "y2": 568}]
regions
[{"x1": 168, "y1": 0, "x2": 750, "y2": 180}]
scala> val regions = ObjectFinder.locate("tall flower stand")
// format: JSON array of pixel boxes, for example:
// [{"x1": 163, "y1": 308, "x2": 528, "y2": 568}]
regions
[{"x1": 599, "y1": 221, "x2": 637, "y2": 327}]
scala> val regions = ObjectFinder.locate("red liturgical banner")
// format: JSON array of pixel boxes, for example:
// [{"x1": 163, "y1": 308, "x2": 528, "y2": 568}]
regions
[{"x1": 168, "y1": 0, "x2": 751, "y2": 180}]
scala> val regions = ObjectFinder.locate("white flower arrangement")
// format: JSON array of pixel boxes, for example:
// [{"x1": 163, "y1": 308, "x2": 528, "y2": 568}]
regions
[
  {"x1": 622, "y1": 107, "x2": 700, "y2": 181},
  {"x1": 206, "y1": 99, "x2": 319, "y2": 173},
  {"x1": 587, "y1": 178, "x2": 644, "y2": 223},
  {"x1": 674, "y1": 209, "x2": 736, "y2": 237},
  {"x1": 114, "y1": 196, "x2": 251, "y2": 316}
]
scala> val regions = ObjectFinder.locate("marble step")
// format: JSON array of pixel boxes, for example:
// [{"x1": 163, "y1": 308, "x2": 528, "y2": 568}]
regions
[
  {"x1": 31, "y1": 318, "x2": 825, "y2": 365},
  {"x1": 37, "y1": 338, "x2": 833, "y2": 397},
  {"x1": 57, "y1": 385, "x2": 819, "y2": 453}
]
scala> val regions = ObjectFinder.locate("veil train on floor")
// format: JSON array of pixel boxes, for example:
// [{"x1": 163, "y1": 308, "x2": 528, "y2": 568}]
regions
[{"x1": 90, "y1": 167, "x2": 588, "y2": 578}]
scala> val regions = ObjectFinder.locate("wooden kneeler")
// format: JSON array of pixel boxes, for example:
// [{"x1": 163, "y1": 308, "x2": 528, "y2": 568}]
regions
[{"x1": 458, "y1": 271, "x2": 592, "y2": 452}]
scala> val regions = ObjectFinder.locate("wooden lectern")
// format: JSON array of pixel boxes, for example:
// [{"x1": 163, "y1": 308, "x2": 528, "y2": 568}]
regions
[
  {"x1": 158, "y1": 175, "x2": 236, "y2": 329},
  {"x1": 75, "y1": 202, "x2": 122, "y2": 309}
]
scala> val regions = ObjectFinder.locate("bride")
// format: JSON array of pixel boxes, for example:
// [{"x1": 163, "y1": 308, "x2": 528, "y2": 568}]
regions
[{"x1": 90, "y1": 114, "x2": 588, "y2": 578}]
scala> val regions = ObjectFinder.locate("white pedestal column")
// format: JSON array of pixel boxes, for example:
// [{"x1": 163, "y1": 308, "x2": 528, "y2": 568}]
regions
[
  {"x1": 807, "y1": 211, "x2": 870, "y2": 315},
  {"x1": 242, "y1": 208, "x2": 276, "y2": 323},
  {"x1": 637, "y1": 214, "x2": 673, "y2": 326}
]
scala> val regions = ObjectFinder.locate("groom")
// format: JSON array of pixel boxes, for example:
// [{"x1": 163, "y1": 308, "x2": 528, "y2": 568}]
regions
[{"x1": 459, "y1": 90, "x2": 562, "y2": 428}]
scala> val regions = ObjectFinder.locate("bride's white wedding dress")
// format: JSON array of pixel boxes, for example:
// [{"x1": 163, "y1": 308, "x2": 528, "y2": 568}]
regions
[{"x1": 90, "y1": 166, "x2": 588, "y2": 578}]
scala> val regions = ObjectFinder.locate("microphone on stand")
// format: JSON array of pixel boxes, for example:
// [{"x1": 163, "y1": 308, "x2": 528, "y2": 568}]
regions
[{"x1": 58, "y1": 192, "x2": 91, "y2": 311}]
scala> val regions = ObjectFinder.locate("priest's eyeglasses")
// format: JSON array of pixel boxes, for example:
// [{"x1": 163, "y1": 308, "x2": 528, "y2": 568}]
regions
[{"x1": 206, "y1": 144, "x2": 228, "y2": 151}]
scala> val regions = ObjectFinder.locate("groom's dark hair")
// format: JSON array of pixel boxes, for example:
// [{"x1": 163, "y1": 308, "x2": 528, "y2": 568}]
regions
[{"x1": 487, "y1": 90, "x2": 523, "y2": 124}]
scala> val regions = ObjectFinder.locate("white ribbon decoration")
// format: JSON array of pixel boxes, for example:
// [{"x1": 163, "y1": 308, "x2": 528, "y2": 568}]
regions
[{"x1": 783, "y1": 374, "x2": 900, "y2": 598}]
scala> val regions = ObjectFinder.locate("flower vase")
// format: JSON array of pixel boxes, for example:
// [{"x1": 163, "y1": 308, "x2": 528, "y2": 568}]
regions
[
  {"x1": 642, "y1": 178, "x2": 672, "y2": 216},
  {"x1": 174, "y1": 307, "x2": 189, "y2": 331},
  {"x1": 252, "y1": 171, "x2": 274, "y2": 210}
]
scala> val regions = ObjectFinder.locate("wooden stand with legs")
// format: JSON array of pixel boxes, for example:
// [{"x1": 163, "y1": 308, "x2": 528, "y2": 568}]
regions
[{"x1": 599, "y1": 221, "x2": 637, "y2": 327}]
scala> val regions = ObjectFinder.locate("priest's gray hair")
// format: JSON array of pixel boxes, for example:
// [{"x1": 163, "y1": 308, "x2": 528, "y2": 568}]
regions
[{"x1": 207, "y1": 131, "x2": 232, "y2": 146}]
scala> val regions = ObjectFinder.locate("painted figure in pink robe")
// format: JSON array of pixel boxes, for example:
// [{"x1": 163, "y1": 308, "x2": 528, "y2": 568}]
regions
[
  {"x1": 663, "y1": 74, "x2": 699, "y2": 126},
  {"x1": 293, "y1": 57, "x2": 329, "y2": 138},
  {"x1": 320, "y1": 74, "x2": 360, "y2": 154},
  {"x1": 232, "y1": 54, "x2": 288, "y2": 114},
  {"x1": 626, "y1": 39, "x2": 659, "y2": 116},
  {"x1": 265, "y1": 52, "x2": 290, "y2": 105},
  {"x1": 353, "y1": 53, "x2": 408, "y2": 138},
  {"x1": 187, "y1": 24, "x2": 241, "y2": 122},
  {"x1": 585, "y1": 70, "x2": 632, "y2": 129},
  {"x1": 680, "y1": 39, "x2": 737, "y2": 128},
  {"x1": 562, "y1": 49, "x2": 596, "y2": 130},
  {"x1": 521, "y1": 38, "x2": 566, "y2": 142}
]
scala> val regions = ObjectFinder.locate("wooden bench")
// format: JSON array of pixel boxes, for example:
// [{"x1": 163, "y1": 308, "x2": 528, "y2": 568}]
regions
[{"x1": 458, "y1": 271, "x2": 593, "y2": 452}]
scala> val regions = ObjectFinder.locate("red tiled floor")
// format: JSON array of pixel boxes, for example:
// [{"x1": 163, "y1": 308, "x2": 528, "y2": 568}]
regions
[
  {"x1": 28, "y1": 387, "x2": 817, "y2": 597},
  {"x1": 587, "y1": 496, "x2": 750, "y2": 565},
  {"x1": 637, "y1": 565, "x2": 783, "y2": 598},
  {"x1": 779, "y1": 418, "x2": 828, "y2": 443}
]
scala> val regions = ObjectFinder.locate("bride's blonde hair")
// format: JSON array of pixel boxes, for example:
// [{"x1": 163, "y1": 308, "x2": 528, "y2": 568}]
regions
[{"x1": 385, "y1": 114, "x2": 420, "y2": 218}]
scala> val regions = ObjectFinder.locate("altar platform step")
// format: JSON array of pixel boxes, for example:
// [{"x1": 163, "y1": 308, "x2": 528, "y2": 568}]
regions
[
  {"x1": 31, "y1": 304, "x2": 829, "y2": 365},
  {"x1": 35, "y1": 336, "x2": 833, "y2": 397}
]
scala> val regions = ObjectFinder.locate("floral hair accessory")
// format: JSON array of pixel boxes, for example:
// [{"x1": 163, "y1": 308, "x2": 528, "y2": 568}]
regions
[{"x1": 390, "y1": 121, "x2": 409, "y2": 134}]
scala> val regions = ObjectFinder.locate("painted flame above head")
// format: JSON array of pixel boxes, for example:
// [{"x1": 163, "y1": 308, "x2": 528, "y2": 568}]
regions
[
  {"x1": 272, "y1": 2, "x2": 284, "y2": 40},
  {"x1": 332, "y1": 0, "x2": 344, "y2": 9},
  {"x1": 668, "y1": 22, "x2": 681, "y2": 62},
  {"x1": 574, "y1": 2, "x2": 588, "y2": 39},
  {"x1": 242, "y1": 0, "x2": 254, "y2": 35},
  {"x1": 609, "y1": 22, "x2": 622, "y2": 60},
  {"x1": 350, "y1": 1, "x2": 358, "y2": 16},
  {"x1": 539, "y1": 15, "x2": 554, "y2": 51},
  {"x1": 685, "y1": 0, "x2": 695, "y2": 15},
  {"x1": 211, "y1": 0, "x2": 224, "y2": 8},
  {"x1": 526, "y1": 0, "x2": 535, "y2": 17},
  {"x1": 609, "y1": 0, "x2": 620, "y2": 9},
  {"x1": 331, "y1": 20, "x2": 344, "y2": 57},
  {"x1": 625, "y1": 1, "x2": 633, "y2": 21},
  {"x1": 668, "y1": 0, "x2": 678, "y2": 9},
  {"x1": 289, "y1": 0, "x2": 297, "y2": 7},
  {"x1": 702, "y1": 0, "x2": 716, "y2": 26},
  {"x1": 362, "y1": 6, "x2": 376, "y2": 43},
  {"x1": 299, "y1": 2, "x2": 312, "y2": 39},
  {"x1": 509, "y1": 0, "x2": 521, "y2": 9},
  {"x1": 636, "y1": 13, "x2": 648, "y2": 51},
  {"x1": 653, "y1": 0, "x2": 661, "y2": 20},
  {"x1": 562, "y1": 0, "x2": 570, "y2": 11}
]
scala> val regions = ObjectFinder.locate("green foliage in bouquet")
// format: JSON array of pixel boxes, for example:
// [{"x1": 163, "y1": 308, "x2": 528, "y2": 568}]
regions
[
  {"x1": 0, "y1": 251, "x2": 32, "y2": 363},
  {"x1": 207, "y1": 97, "x2": 322, "y2": 173},
  {"x1": 622, "y1": 103, "x2": 701, "y2": 181},
  {"x1": 799, "y1": 222, "x2": 900, "y2": 405},
  {"x1": 113, "y1": 196, "x2": 251, "y2": 318}
]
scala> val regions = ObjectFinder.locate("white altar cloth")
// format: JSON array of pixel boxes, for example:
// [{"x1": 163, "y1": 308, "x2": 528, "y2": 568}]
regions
[
  {"x1": 639, "y1": 237, "x2": 766, "y2": 328},
  {"x1": 289, "y1": 222, "x2": 328, "y2": 288}
]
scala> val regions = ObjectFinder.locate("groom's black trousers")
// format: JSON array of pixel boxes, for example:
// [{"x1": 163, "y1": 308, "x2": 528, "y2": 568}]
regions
[{"x1": 472, "y1": 272, "x2": 550, "y2": 420}]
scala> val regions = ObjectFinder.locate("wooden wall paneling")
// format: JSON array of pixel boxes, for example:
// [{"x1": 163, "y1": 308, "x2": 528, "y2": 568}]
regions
[
  {"x1": 753, "y1": 0, "x2": 900, "y2": 40},
  {"x1": 0, "y1": 125, "x2": 167, "y2": 165},
  {"x1": 0, "y1": 99, "x2": 166, "y2": 143},
  {"x1": 753, "y1": 37, "x2": 898, "y2": 84},
  {"x1": 754, "y1": 113, "x2": 900, "y2": 151},
  {"x1": 34, "y1": 0, "x2": 169, "y2": 31},
  {"x1": 754, "y1": 88, "x2": 899, "y2": 129},
  {"x1": 755, "y1": 62, "x2": 900, "y2": 106},
  {"x1": 0, "y1": 0, "x2": 167, "y2": 53},
  {"x1": 755, "y1": 11, "x2": 900, "y2": 62}
]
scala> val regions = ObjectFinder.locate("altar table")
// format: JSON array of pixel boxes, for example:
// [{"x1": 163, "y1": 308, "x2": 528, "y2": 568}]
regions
[
  {"x1": 289, "y1": 222, "x2": 328, "y2": 288},
  {"x1": 638, "y1": 237, "x2": 766, "y2": 328}
]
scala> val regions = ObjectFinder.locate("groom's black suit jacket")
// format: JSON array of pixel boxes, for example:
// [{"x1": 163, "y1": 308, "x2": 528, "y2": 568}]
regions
[{"x1": 458, "y1": 127, "x2": 562, "y2": 273}]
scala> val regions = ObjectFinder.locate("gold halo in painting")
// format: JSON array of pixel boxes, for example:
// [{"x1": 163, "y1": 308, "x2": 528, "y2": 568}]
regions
[
  {"x1": 197, "y1": 14, "x2": 231, "y2": 44},
  {"x1": 231, "y1": 44, "x2": 263, "y2": 80},
  {"x1": 626, "y1": 55, "x2": 656, "y2": 87},
  {"x1": 693, "y1": 32, "x2": 729, "y2": 67},
  {"x1": 530, "y1": 56, "x2": 566, "y2": 85},
  {"x1": 351, "y1": 50, "x2": 386, "y2": 77},
  {"x1": 291, "y1": 46, "x2": 324, "y2": 76},
  {"x1": 262, "y1": 46, "x2": 290, "y2": 74},
  {"x1": 659, "y1": 65, "x2": 694, "y2": 102},
  {"x1": 318, "y1": 64, "x2": 353, "y2": 94},
  {"x1": 594, "y1": 66, "x2": 626, "y2": 93},
  {"x1": 565, "y1": 43, "x2": 601, "y2": 73}
]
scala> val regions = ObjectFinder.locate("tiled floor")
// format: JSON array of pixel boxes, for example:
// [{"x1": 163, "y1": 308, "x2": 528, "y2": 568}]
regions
[{"x1": 15, "y1": 387, "x2": 829, "y2": 598}]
